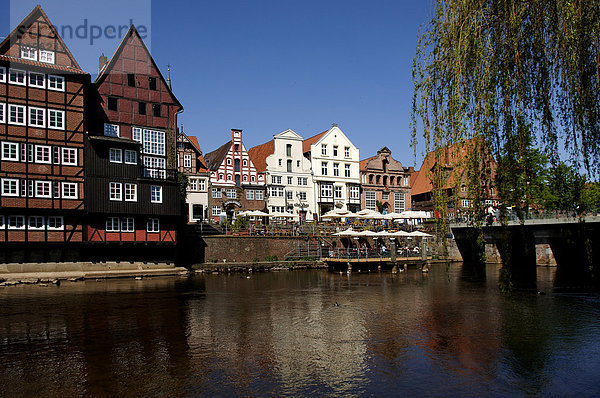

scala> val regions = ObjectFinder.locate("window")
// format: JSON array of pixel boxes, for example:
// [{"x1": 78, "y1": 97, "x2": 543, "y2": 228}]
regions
[
  {"x1": 183, "y1": 154, "x2": 192, "y2": 168},
  {"x1": 345, "y1": 164, "x2": 351, "y2": 177},
  {"x1": 122, "y1": 217, "x2": 135, "y2": 232},
  {"x1": 21, "y1": 46, "x2": 37, "y2": 60},
  {"x1": 35, "y1": 145, "x2": 51, "y2": 164},
  {"x1": 109, "y1": 148, "x2": 122, "y2": 163},
  {"x1": 2, "y1": 178, "x2": 19, "y2": 196},
  {"x1": 189, "y1": 178, "x2": 198, "y2": 191},
  {"x1": 28, "y1": 216, "x2": 45, "y2": 230},
  {"x1": 227, "y1": 174, "x2": 232, "y2": 181},
  {"x1": 349, "y1": 185, "x2": 359, "y2": 199},
  {"x1": 287, "y1": 176, "x2": 293, "y2": 185},
  {"x1": 298, "y1": 191, "x2": 307, "y2": 200},
  {"x1": 271, "y1": 175, "x2": 282, "y2": 184},
  {"x1": 198, "y1": 179, "x2": 206, "y2": 191},
  {"x1": 142, "y1": 156, "x2": 166, "y2": 179},
  {"x1": 132, "y1": 127, "x2": 142, "y2": 142},
  {"x1": 8, "y1": 104, "x2": 26, "y2": 125},
  {"x1": 287, "y1": 159, "x2": 292, "y2": 172},
  {"x1": 246, "y1": 190, "x2": 254, "y2": 200},
  {"x1": 334, "y1": 186, "x2": 342, "y2": 199},
  {"x1": 243, "y1": 159, "x2": 247, "y2": 166},
  {"x1": 152, "y1": 104, "x2": 161, "y2": 117},
  {"x1": 345, "y1": 147, "x2": 350, "y2": 158},
  {"x1": 147, "y1": 218, "x2": 160, "y2": 232},
  {"x1": 234, "y1": 159, "x2": 240, "y2": 172},
  {"x1": 333, "y1": 163, "x2": 339, "y2": 177},
  {"x1": 125, "y1": 183, "x2": 137, "y2": 201},
  {"x1": 127, "y1": 73, "x2": 136, "y2": 87},
  {"x1": 297, "y1": 160, "x2": 300, "y2": 168},
  {"x1": 27, "y1": 107, "x2": 45, "y2": 128},
  {"x1": 62, "y1": 148, "x2": 77, "y2": 165},
  {"x1": 151, "y1": 185, "x2": 162, "y2": 203},
  {"x1": 47, "y1": 216, "x2": 64, "y2": 230},
  {"x1": 243, "y1": 175, "x2": 248, "y2": 182},
  {"x1": 251, "y1": 175, "x2": 255, "y2": 182},
  {"x1": 28, "y1": 72, "x2": 45, "y2": 88},
  {"x1": 47, "y1": 109, "x2": 64, "y2": 129},
  {"x1": 321, "y1": 162, "x2": 328, "y2": 176},
  {"x1": 212, "y1": 206, "x2": 221, "y2": 216},
  {"x1": 148, "y1": 76, "x2": 157, "y2": 90},
  {"x1": 47, "y1": 75, "x2": 64, "y2": 91},
  {"x1": 138, "y1": 102, "x2": 146, "y2": 115},
  {"x1": 39, "y1": 50, "x2": 55, "y2": 64},
  {"x1": 2, "y1": 142, "x2": 19, "y2": 161},
  {"x1": 124, "y1": 150, "x2": 137, "y2": 164},
  {"x1": 461, "y1": 185, "x2": 466, "y2": 193},
  {"x1": 106, "y1": 217, "x2": 120, "y2": 232},
  {"x1": 226, "y1": 189, "x2": 236, "y2": 199},
  {"x1": 286, "y1": 190, "x2": 293, "y2": 200},
  {"x1": 365, "y1": 191, "x2": 376, "y2": 210},
  {"x1": 109, "y1": 182, "x2": 122, "y2": 201},
  {"x1": 212, "y1": 188, "x2": 222, "y2": 198},
  {"x1": 255, "y1": 190, "x2": 264, "y2": 200},
  {"x1": 142, "y1": 129, "x2": 165, "y2": 156},
  {"x1": 0, "y1": 66, "x2": 5, "y2": 83},
  {"x1": 8, "y1": 215, "x2": 25, "y2": 230},
  {"x1": 9, "y1": 69, "x2": 26, "y2": 85},
  {"x1": 321, "y1": 144, "x2": 327, "y2": 156},
  {"x1": 269, "y1": 187, "x2": 284, "y2": 197},
  {"x1": 0, "y1": 103, "x2": 4, "y2": 123},
  {"x1": 298, "y1": 177, "x2": 308, "y2": 186},
  {"x1": 35, "y1": 181, "x2": 51, "y2": 198},
  {"x1": 104, "y1": 123, "x2": 119, "y2": 137},
  {"x1": 62, "y1": 182, "x2": 78, "y2": 199},
  {"x1": 286, "y1": 144, "x2": 292, "y2": 157},
  {"x1": 278, "y1": 159, "x2": 282, "y2": 166},
  {"x1": 320, "y1": 184, "x2": 333, "y2": 198},
  {"x1": 107, "y1": 97, "x2": 118, "y2": 111},
  {"x1": 333, "y1": 146, "x2": 338, "y2": 157}
]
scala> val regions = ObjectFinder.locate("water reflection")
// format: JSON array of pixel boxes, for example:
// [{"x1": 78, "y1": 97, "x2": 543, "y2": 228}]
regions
[{"x1": 0, "y1": 266, "x2": 599, "y2": 396}]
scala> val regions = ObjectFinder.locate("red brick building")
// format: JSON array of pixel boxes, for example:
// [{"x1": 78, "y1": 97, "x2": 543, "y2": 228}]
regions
[
  {"x1": 85, "y1": 25, "x2": 183, "y2": 244},
  {"x1": 0, "y1": 6, "x2": 88, "y2": 243}
]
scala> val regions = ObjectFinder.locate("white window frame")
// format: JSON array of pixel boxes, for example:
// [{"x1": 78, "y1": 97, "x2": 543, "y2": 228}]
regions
[
  {"x1": 333, "y1": 163, "x2": 339, "y2": 177},
  {"x1": 35, "y1": 145, "x2": 51, "y2": 164},
  {"x1": 226, "y1": 188, "x2": 236, "y2": 199},
  {"x1": 61, "y1": 182, "x2": 78, "y2": 199},
  {"x1": 184, "y1": 154, "x2": 192, "y2": 168},
  {"x1": 212, "y1": 188, "x2": 222, "y2": 198},
  {"x1": 0, "y1": 215, "x2": 4, "y2": 230},
  {"x1": 255, "y1": 190, "x2": 264, "y2": 200},
  {"x1": 345, "y1": 164, "x2": 351, "y2": 177},
  {"x1": 147, "y1": 218, "x2": 160, "y2": 233},
  {"x1": 29, "y1": 107, "x2": 46, "y2": 127},
  {"x1": 344, "y1": 147, "x2": 350, "y2": 158},
  {"x1": 246, "y1": 190, "x2": 254, "y2": 200},
  {"x1": 109, "y1": 182, "x2": 122, "y2": 201},
  {"x1": 121, "y1": 217, "x2": 135, "y2": 232},
  {"x1": 212, "y1": 206, "x2": 221, "y2": 216},
  {"x1": 28, "y1": 216, "x2": 45, "y2": 230},
  {"x1": 39, "y1": 50, "x2": 55, "y2": 64},
  {"x1": 132, "y1": 127, "x2": 142, "y2": 142},
  {"x1": 8, "y1": 104, "x2": 26, "y2": 126},
  {"x1": 2, "y1": 142, "x2": 19, "y2": 161},
  {"x1": 321, "y1": 162, "x2": 328, "y2": 176},
  {"x1": 298, "y1": 191, "x2": 307, "y2": 201},
  {"x1": 8, "y1": 215, "x2": 25, "y2": 230},
  {"x1": 320, "y1": 184, "x2": 333, "y2": 198},
  {"x1": 0, "y1": 103, "x2": 4, "y2": 123},
  {"x1": 150, "y1": 185, "x2": 163, "y2": 203},
  {"x1": 0, "y1": 66, "x2": 5, "y2": 83},
  {"x1": 198, "y1": 179, "x2": 206, "y2": 191},
  {"x1": 104, "y1": 123, "x2": 119, "y2": 137},
  {"x1": 47, "y1": 75, "x2": 64, "y2": 91},
  {"x1": 2, "y1": 178, "x2": 19, "y2": 196},
  {"x1": 28, "y1": 72, "x2": 45, "y2": 88},
  {"x1": 47, "y1": 216, "x2": 64, "y2": 230},
  {"x1": 394, "y1": 192, "x2": 405, "y2": 213},
  {"x1": 35, "y1": 180, "x2": 52, "y2": 198},
  {"x1": 142, "y1": 128, "x2": 166, "y2": 156},
  {"x1": 365, "y1": 191, "x2": 377, "y2": 211},
  {"x1": 189, "y1": 178, "x2": 198, "y2": 191},
  {"x1": 124, "y1": 183, "x2": 137, "y2": 202},
  {"x1": 334, "y1": 185, "x2": 343, "y2": 199},
  {"x1": 9, "y1": 69, "x2": 26, "y2": 85},
  {"x1": 61, "y1": 148, "x2": 77, "y2": 165},
  {"x1": 321, "y1": 144, "x2": 327, "y2": 156},
  {"x1": 350, "y1": 185, "x2": 360, "y2": 199},
  {"x1": 21, "y1": 46, "x2": 37, "y2": 60},
  {"x1": 47, "y1": 109, "x2": 65, "y2": 130},
  {"x1": 106, "y1": 217, "x2": 120, "y2": 232},
  {"x1": 124, "y1": 150, "x2": 137, "y2": 164},
  {"x1": 109, "y1": 148, "x2": 123, "y2": 163}
]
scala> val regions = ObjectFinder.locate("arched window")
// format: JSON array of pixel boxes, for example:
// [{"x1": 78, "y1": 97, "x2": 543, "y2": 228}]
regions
[
  {"x1": 228, "y1": 174, "x2": 232, "y2": 181},
  {"x1": 243, "y1": 159, "x2": 247, "y2": 166},
  {"x1": 227, "y1": 158, "x2": 231, "y2": 165},
  {"x1": 243, "y1": 175, "x2": 248, "y2": 182}
]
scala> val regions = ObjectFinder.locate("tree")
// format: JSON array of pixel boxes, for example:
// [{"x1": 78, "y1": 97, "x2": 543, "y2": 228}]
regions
[
  {"x1": 582, "y1": 182, "x2": 600, "y2": 213},
  {"x1": 543, "y1": 162, "x2": 586, "y2": 213}
]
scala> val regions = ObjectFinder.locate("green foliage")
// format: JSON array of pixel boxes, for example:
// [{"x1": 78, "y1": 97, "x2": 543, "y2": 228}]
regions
[
  {"x1": 232, "y1": 215, "x2": 249, "y2": 232},
  {"x1": 376, "y1": 200, "x2": 384, "y2": 213},
  {"x1": 265, "y1": 255, "x2": 279, "y2": 262},
  {"x1": 582, "y1": 182, "x2": 600, "y2": 213},
  {"x1": 177, "y1": 172, "x2": 189, "y2": 200},
  {"x1": 252, "y1": 257, "x2": 260, "y2": 263},
  {"x1": 543, "y1": 162, "x2": 587, "y2": 212}
]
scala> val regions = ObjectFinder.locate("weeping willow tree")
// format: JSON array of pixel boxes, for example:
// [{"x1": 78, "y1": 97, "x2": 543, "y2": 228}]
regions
[{"x1": 412, "y1": 0, "x2": 600, "y2": 266}]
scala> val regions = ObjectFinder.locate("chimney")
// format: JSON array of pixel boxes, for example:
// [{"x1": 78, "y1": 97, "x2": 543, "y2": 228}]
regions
[
  {"x1": 98, "y1": 53, "x2": 107, "y2": 73},
  {"x1": 167, "y1": 66, "x2": 172, "y2": 90}
]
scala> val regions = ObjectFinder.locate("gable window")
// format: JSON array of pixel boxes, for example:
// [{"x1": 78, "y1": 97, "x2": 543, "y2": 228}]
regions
[
  {"x1": 148, "y1": 77, "x2": 157, "y2": 90},
  {"x1": 35, "y1": 145, "x2": 51, "y2": 164},
  {"x1": 243, "y1": 159, "x2": 247, "y2": 167},
  {"x1": 47, "y1": 109, "x2": 64, "y2": 130},
  {"x1": 151, "y1": 185, "x2": 163, "y2": 203},
  {"x1": 107, "y1": 97, "x2": 118, "y2": 111},
  {"x1": 109, "y1": 148, "x2": 122, "y2": 163},
  {"x1": 127, "y1": 73, "x2": 135, "y2": 87},
  {"x1": 333, "y1": 146, "x2": 338, "y2": 157},
  {"x1": 152, "y1": 104, "x2": 161, "y2": 117},
  {"x1": 21, "y1": 46, "x2": 37, "y2": 60},
  {"x1": 62, "y1": 182, "x2": 78, "y2": 199},
  {"x1": 2, "y1": 142, "x2": 19, "y2": 161},
  {"x1": 138, "y1": 102, "x2": 146, "y2": 115},
  {"x1": 28, "y1": 72, "x2": 45, "y2": 88},
  {"x1": 0, "y1": 66, "x2": 5, "y2": 83},
  {"x1": 62, "y1": 148, "x2": 77, "y2": 165},
  {"x1": 47, "y1": 75, "x2": 64, "y2": 91},
  {"x1": 39, "y1": 50, "x2": 55, "y2": 64},
  {"x1": 8, "y1": 104, "x2": 26, "y2": 125},
  {"x1": 9, "y1": 69, "x2": 26, "y2": 85},
  {"x1": 321, "y1": 144, "x2": 327, "y2": 156},
  {"x1": 124, "y1": 150, "x2": 137, "y2": 164},
  {"x1": 234, "y1": 159, "x2": 240, "y2": 172},
  {"x1": 104, "y1": 123, "x2": 119, "y2": 137},
  {"x1": 109, "y1": 182, "x2": 122, "y2": 201},
  {"x1": 184, "y1": 154, "x2": 192, "y2": 168},
  {"x1": 29, "y1": 107, "x2": 45, "y2": 127},
  {"x1": 147, "y1": 218, "x2": 160, "y2": 232},
  {"x1": 344, "y1": 147, "x2": 350, "y2": 158},
  {"x1": 227, "y1": 158, "x2": 232, "y2": 165},
  {"x1": 124, "y1": 183, "x2": 137, "y2": 201},
  {"x1": 321, "y1": 161, "x2": 328, "y2": 176}
]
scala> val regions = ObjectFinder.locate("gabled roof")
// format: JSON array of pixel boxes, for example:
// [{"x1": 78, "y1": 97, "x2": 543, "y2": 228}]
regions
[
  {"x1": 0, "y1": 5, "x2": 85, "y2": 74},
  {"x1": 203, "y1": 141, "x2": 232, "y2": 171},
  {"x1": 302, "y1": 130, "x2": 328, "y2": 153},
  {"x1": 180, "y1": 133, "x2": 208, "y2": 172},
  {"x1": 94, "y1": 25, "x2": 182, "y2": 110},
  {"x1": 248, "y1": 140, "x2": 274, "y2": 173},
  {"x1": 359, "y1": 155, "x2": 377, "y2": 171}
]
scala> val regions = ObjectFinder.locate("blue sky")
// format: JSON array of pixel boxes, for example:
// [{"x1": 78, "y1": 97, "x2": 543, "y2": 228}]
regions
[{"x1": 3, "y1": 0, "x2": 432, "y2": 166}]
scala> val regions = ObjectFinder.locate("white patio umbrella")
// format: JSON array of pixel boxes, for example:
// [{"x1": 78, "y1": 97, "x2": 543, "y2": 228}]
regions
[
  {"x1": 385, "y1": 212, "x2": 405, "y2": 220},
  {"x1": 398, "y1": 211, "x2": 431, "y2": 219},
  {"x1": 237, "y1": 210, "x2": 252, "y2": 217},
  {"x1": 375, "y1": 230, "x2": 394, "y2": 237},
  {"x1": 357, "y1": 230, "x2": 378, "y2": 237},
  {"x1": 408, "y1": 231, "x2": 433, "y2": 237},
  {"x1": 249, "y1": 210, "x2": 269, "y2": 217},
  {"x1": 356, "y1": 209, "x2": 379, "y2": 216},
  {"x1": 392, "y1": 230, "x2": 412, "y2": 237},
  {"x1": 333, "y1": 228, "x2": 360, "y2": 236}
]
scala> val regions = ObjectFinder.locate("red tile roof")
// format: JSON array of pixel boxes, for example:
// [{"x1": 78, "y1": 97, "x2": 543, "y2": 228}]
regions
[
  {"x1": 248, "y1": 140, "x2": 275, "y2": 173},
  {"x1": 302, "y1": 130, "x2": 328, "y2": 153},
  {"x1": 359, "y1": 155, "x2": 377, "y2": 172},
  {"x1": 184, "y1": 135, "x2": 208, "y2": 172}
]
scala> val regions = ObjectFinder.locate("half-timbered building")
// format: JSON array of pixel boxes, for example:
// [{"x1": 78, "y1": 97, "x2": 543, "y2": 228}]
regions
[
  {"x1": 177, "y1": 131, "x2": 209, "y2": 222},
  {"x1": 0, "y1": 6, "x2": 88, "y2": 244},
  {"x1": 85, "y1": 25, "x2": 182, "y2": 244}
]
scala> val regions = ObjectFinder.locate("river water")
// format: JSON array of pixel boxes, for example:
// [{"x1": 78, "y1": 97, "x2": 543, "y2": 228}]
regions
[{"x1": 0, "y1": 264, "x2": 599, "y2": 397}]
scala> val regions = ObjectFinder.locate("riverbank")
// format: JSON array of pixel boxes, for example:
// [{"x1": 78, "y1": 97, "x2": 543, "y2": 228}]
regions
[{"x1": 192, "y1": 260, "x2": 327, "y2": 273}]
